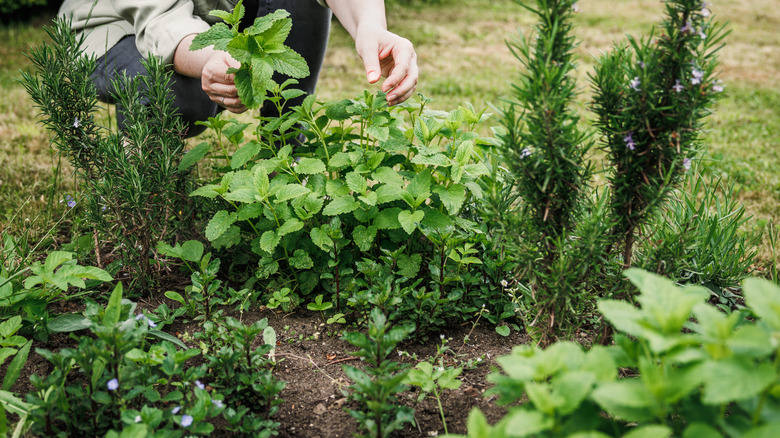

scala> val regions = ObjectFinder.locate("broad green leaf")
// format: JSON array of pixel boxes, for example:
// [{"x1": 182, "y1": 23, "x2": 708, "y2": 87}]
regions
[
  {"x1": 328, "y1": 152, "x2": 351, "y2": 170},
  {"x1": 682, "y1": 423, "x2": 722, "y2": 438},
  {"x1": 189, "y1": 184, "x2": 222, "y2": 199},
  {"x1": 376, "y1": 184, "x2": 404, "y2": 204},
  {"x1": 466, "y1": 409, "x2": 491, "y2": 438},
  {"x1": 323, "y1": 195, "x2": 359, "y2": 216},
  {"x1": 422, "y1": 209, "x2": 454, "y2": 231},
  {"x1": 310, "y1": 227, "x2": 334, "y2": 251},
  {"x1": 147, "y1": 330, "x2": 187, "y2": 349},
  {"x1": 326, "y1": 179, "x2": 350, "y2": 198},
  {"x1": 231, "y1": 140, "x2": 262, "y2": 169},
  {"x1": 180, "y1": 240, "x2": 204, "y2": 262},
  {"x1": 358, "y1": 191, "x2": 377, "y2": 206},
  {"x1": 372, "y1": 166, "x2": 405, "y2": 187},
  {"x1": 412, "y1": 153, "x2": 450, "y2": 167},
  {"x1": 46, "y1": 314, "x2": 91, "y2": 333},
  {"x1": 275, "y1": 183, "x2": 310, "y2": 203},
  {"x1": 164, "y1": 291, "x2": 186, "y2": 306},
  {"x1": 270, "y1": 49, "x2": 309, "y2": 78},
  {"x1": 324, "y1": 99, "x2": 353, "y2": 121},
  {"x1": 367, "y1": 125, "x2": 389, "y2": 141},
  {"x1": 438, "y1": 368, "x2": 462, "y2": 390},
  {"x1": 211, "y1": 225, "x2": 241, "y2": 250},
  {"x1": 296, "y1": 158, "x2": 327, "y2": 175},
  {"x1": 278, "y1": 218, "x2": 303, "y2": 237},
  {"x1": 407, "y1": 169, "x2": 432, "y2": 200},
  {"x1": 700, "y1": 357, "x2": 776, "y2": 404},
  {"x1": 743, "y1": 422, "x2": 780, "y2": 438},
  {"x1": 103, "y1": 283, "x2": 124, "y2": 327},
  {"x1": 190, "y1": 23, "x2": 233, "y2": 51},
  {"x1": 205, "y1": 210, "x2": 235, "y2": 241},
  {"x1": 504, "y1": 409, "x2": 553, "y2": 437},
  {"x1": 623, "y1": 425, "x2": 672, "y2": 438},
  {"x1": 744, "y1": 278, "x2": 780, "y2": 331},
  {"x1": 374, "y1": 207, "x2": 402, "y2": 230},
  {"x1": 0, "y1": 317, "x2": 21, "y2": 339},
  {"x1": 260, "y1": 230, "x2": 281, "y2": 253},
  {"x1": 624, "y1": 269, "x2": 708, "y2": 335},
  {"x1": 43, "y1": 251, "x2": 73, "y2": 272},
  {"x1": 289, "y1": 249, "x2": 314, "y2": 269},
  {"x1": 591, "y1": 380, "x2": 654, "y2": 421},
  {"x1": 2, "y1": 340, "x2": 30, "y2": 390},
  {"x1": 179, "y1": 141, "x2": 210, "y2": 171},
  {"x1": 346, "y1": 171, "x2": 368, "y2": 194},
  {"x1": 434, "y1": 184, "x2": 467, "y2": 214},
  {"x1": 353, "y1": 225, "x2": 377, "y2": 252},
  {"x1": 234, "y1": 67, "x2": 256, "y2": 108},
  {"x1": 398, "y1": 210, "x2": 425, "y2": 234},
  {"x1": 259, "y1": 16, "x2": 292, "y2": 47},
  {"x1": 397, "y1": 253, "x2": 422, "y2": 278},
  {"x1": 495, "y1": 326, "x2": 510, "y2": 337}
]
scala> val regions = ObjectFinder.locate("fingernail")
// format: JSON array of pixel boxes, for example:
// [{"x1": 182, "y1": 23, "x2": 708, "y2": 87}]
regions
[{"x1": 368, "y1": 71, "x2": 379, "y2": 82}]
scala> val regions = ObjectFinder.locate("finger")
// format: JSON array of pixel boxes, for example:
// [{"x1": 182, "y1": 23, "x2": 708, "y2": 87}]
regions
[
  {"x1": 386, "y1": 63, "x2": 418, "y2": 104},
  {"x1": 362, "y1": 54, "x2": 382, "y2": 84},
  {"x1": 381, "y1": 42, "x2": 416, "y2": 93},
  {"x1": 205, "y1": 83, "x2": 240, "y2": 98}
]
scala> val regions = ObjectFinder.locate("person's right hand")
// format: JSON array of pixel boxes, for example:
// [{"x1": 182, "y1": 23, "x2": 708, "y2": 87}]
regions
[{"x1": 200, "y1": 51, "x2": 247, "y2": 113}]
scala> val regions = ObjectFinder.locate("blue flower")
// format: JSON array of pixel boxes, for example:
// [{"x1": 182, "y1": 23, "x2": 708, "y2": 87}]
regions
[
  {"x1": 107, "y1": 378, "x2": 119, "y2": 391},
  {"x1": 73, "y1": 118, "x2": 80, "y2": 129},
  {"x1": 672, "y1": 79, "x2": 685, "y2": 93},
  {"x1": 712, "y1": 81, "x2": 724, "y2": 92},
  {"x1": 195, "y1": 380, "x2": 205, "y2": 390},
  {"x1": 171, "y1": 406, "x2": 181, "y2": 414},
  {"x1": 519, "y1": 148, "x2": 532, "y2": 159},
  {"x1": 134, "y1": 415, "x2": 142, "y2": 423},
  {"x1": 701, "y1": 3, "x2": 711, "y2": 17},
  {"x1": 683, "y1": 158, "x2": 692, "y2": 170},
  {"x1": 212, "y1": 399, "x2": 224, "y2": 408},
  {"x1": 629, "y1": 77, "x2": 641, "y2": 91},
  {"x1": 61, "y1": 195, "x2": 76, "y2": 208},
  {"x1": 180, "y1": 414, "x2": 193, "y2": 427},
  {"x1": 680, "y1": 20, "x2": 693, "y2": 34},
  {"x1": 623, "y1": 133, "x2": 637, "y2": 151}
]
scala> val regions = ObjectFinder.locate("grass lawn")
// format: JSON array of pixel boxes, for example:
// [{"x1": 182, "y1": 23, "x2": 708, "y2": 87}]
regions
[{"x1": 0, "y1": 0, "x2": 777, "y2": 274}]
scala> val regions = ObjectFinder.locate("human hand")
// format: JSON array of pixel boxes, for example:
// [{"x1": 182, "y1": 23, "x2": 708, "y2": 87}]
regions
[
  {"x1": 354, "y1": 27, "x2": 419, "y2": 106},
  {"x1": 200, "y1": 51, "x2": 247, "y2": 113}
]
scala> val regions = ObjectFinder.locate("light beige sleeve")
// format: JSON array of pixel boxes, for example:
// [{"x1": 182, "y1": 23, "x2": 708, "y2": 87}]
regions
[{"x1": 108, "y1": 0, "x2": 212, "y2": 64}]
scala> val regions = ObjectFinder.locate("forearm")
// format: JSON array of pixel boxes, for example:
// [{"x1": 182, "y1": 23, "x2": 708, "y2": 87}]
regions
[
  {"x1": 173, "y1": 34, "x2": 214, "y2": 78},
  {"x1": 325, "y1": 0, "x2": 388, "y2": 39}
]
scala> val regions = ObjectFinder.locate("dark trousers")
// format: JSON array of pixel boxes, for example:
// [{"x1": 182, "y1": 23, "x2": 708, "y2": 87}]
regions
[{"x1": 91, "y1": 1, "x2": 332, "y2": 137}]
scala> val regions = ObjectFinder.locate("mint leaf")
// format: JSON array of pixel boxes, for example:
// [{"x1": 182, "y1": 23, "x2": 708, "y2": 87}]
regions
[
  {"x1": 191, "y1": 23, "x2": 233, "y2": 51},
  {"x1": 323, "y1": 195, "x2": 359, "y2": 216},
  {"x1": 246, "y1": 9, "x2": 290, "y2": 36},
  {"x1": 270, "y1": 49, "x2": 310, "y2": 78}
]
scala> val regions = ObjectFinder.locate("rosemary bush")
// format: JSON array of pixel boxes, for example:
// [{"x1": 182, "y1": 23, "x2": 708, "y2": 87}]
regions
[
  {"x1": 492, "y1": 0, "x2": 743, "y2": 343},
  {"x1": 22, "y1": 20, "x2": 193, "y2": 292}
]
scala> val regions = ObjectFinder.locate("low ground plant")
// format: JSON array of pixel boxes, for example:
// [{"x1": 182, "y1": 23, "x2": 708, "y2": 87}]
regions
[{"x1": 448, "y1": 269, "x2": 780, "y2": 438}]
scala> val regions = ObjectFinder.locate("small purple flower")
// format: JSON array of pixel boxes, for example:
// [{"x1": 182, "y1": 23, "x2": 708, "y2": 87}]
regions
[
  {"x1": 691, "y1": 68, "x2": 704, "y2": 85},
  {"x1": 107, "y1": 378, "x2": 119, "y2": 391},
  {"x1": 682, "y1": 158, "x2": 692, "y2": 171},
  {"x1": 637, "y1": 61, "x2": 646, "y2": 69},
  {"x1": 572, "y1": 2, "x2": 580, "y2": 12},
  {"x1": 712, "y1": 80, "x2": 724, "y2": 92},
  {"x1": 680, "y1": 20, "x2": 693, "y2": 34},
  {"x1": 135, "y1": 314, "x2": 145, "y2": 320},
  {"x1": 672, "y1": 79, "x2": 685, "y2": 93},
  {"x1": 73, "y1": 118, "x2": 80, "y2": 129},
  {"x1": 171, "y1": 406, "x2": 181, "y2": 414},
  {"x1": 623, "y1": 133, "x2": 637, "y2": 151},
  {"x1": 134, "y1": 415, "x2": 142, "y2": 423},
  {"x1": 519, "y1": 148, "x2": 532, "y2": 159},
  {"x1": 212, "y1": 399, "x2": 224, "y2": 408},
  {"x1": 629, "y1": 76, "x2": 641, "y2": 91},
  {"x1": 147, "y1": 319, "x2": 157, "y2": 328},
  {"x1": 701, "y1": 3, "x2": 711, "y2": 17},
  {"x1": 180, "y1": 414, "x2": 193, "y2": 427},
  {"x1": 195, "y1": 380, "x2": 205, "y2": 390},
  {"x1": 61, "y1": 195, "x2": 76, "y2": 208},
  {"x1": 698, "y1": 27, "x2": 707, "y2": 39}
]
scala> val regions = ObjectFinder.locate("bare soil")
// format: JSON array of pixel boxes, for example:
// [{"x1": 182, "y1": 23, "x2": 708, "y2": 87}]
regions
[{"x1": 9, "y1": 300, "x2": 528, "y2": 437}]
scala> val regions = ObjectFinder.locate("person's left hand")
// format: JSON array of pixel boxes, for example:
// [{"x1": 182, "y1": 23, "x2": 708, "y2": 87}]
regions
[{"x1": 354, "y1": 27, "x2": 419, "y2": 106}]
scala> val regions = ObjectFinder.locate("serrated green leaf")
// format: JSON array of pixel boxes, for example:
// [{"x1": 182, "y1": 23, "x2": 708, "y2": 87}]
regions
[
  {"x1": 180, "y1": 240, "x2": 204, "y2": 262},
  {"x1": 325, "y1": 99, "x2": 353, "y2": 120},
  {"x1": 326, "y1": 179, "x2": 351, "y2": 198},
  {"x1": 433, "y1": 184, "x2": 466, "y2": 214},
  {"x1": 190, "y1": 23, "x2": 233, "y2": 51},
  {"x1": 374, "y1": 207, "x2": 402, "y2": 230},
  {"x1": 504, "y1": 409, "x2": 553, "y2": 437},
  {"x1": 701, "y1": 357, "x2": 775, "y2": 404},
  {"x1": 310, "y1": 227, "x2": 334, "y2": 252},
  {"x1": 189, "y1": 184, "x2": 222, "y2": 199},
  {"x1": 289, "y1": 249, "x2": 314, "y2": 270},
  {"x1": 260, "y1": 230, "x2": 281, "y2": 253},
  {"x1": 303, "y1": 193, "x2": 324, "y2": 215},
  {"x1": 346, "y1": 171, "x2": 368, "y2": 194},
  {"x1": 103, "y1": 283, "x2": 123, "y2": 327},
  {"x1": 250, "y1": 57, "x2": 275, "y2": 105},
  {"x1": 0, "y1": 317, "x2": 21, "y2": 339},
  {"x1": 398, "y1": 210, "x2": 424, "y2": 234},
  {"x1": 376, "y1": 185, "x2": 403, "y2": 204},
  {"x1": 323, "y1": 195, "x2": 359, "y2": 216},
  {"x1": 367, "y1": 125, "x2": 389, "y2": 141},
  {"x1": 275, "y1": 183, "x2": 310, "y2": 203},
  {"x1": 205, "y1": 210, "x2": 235, "y2": 241},
  {"x1": 358, "y1": 191, "x2": 377, "y2": 206},
  {"x1": 407, "y1": 169, "x2": 432, "y2": 199},
  {"x1": 353, "y1": 225, "x2": 377, "y2": 252},
  {"x1": 744, "y1": 278, "x2": 780, "y2": 331},
  {"x1": 231, "y1": 140, "x2": 262, "y2": 169},
  {"x1": 246, "y1": 8, "x2": 290, "y2": 35},
  {"x1": 411, "y1": 153, "x2": 450, "y2": 167},
  {"x1": 270, "y1": 49, "x2": 309, "y2": 78},
  {"x1": 278, "y1": 218, "x2": 303, "y2": 237},
  {"x1": 259, "y1": 17, "x2": 292, "y2": 48},
  {"x1": 296, "y1": 158, "x2": 327, "y2": 175},
  {"x1": 328, "y1": 152, "x2": 351, "y2": 170},
  {"x1": 211, "y1": 225, "x2": 241, "y2": 250},
  {"x1": 372, "y1": 167, "x2": 404, "y2": 186}
]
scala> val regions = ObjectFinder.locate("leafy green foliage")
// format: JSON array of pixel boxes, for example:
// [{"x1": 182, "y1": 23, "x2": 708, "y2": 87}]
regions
[
  {"x1": 342, "y1": 308, "x2": 415, "y2": 438},
  {"x1": 191, "y1": 0, "x2": 309, "y2": 109},
  {"x1": 448, "y1": 269, "x2": 780, "y2": 438}
]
